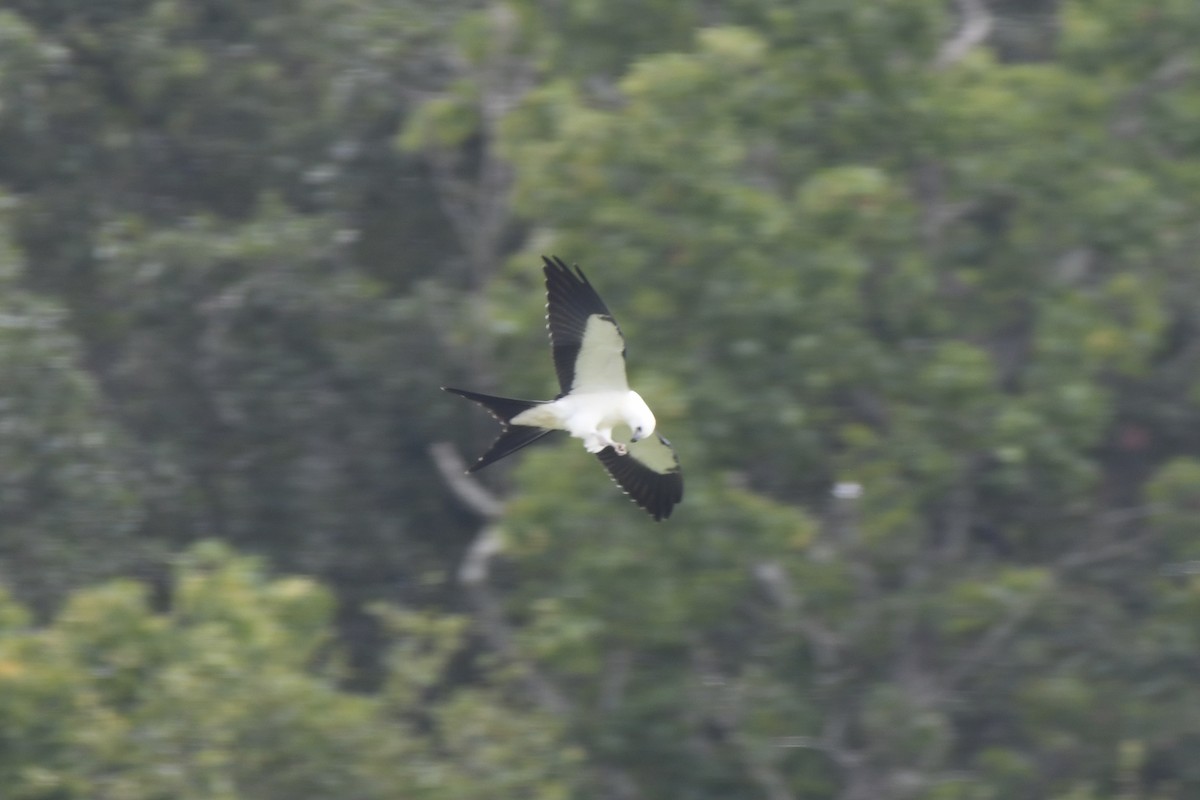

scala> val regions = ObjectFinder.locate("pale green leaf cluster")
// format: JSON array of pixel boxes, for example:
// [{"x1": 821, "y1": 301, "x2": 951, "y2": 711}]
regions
[{"x1": 0, "y1": 543, "x2": 579, "y2": 800}]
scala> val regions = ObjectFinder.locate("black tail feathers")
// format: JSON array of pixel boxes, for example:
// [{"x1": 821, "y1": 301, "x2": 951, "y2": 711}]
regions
[
  {"x1": 442, "y1": 387, "x2": 555, "y2": 472},
  {"x1": 442, "y1": 387, "x2": 542, "y2": 423}
]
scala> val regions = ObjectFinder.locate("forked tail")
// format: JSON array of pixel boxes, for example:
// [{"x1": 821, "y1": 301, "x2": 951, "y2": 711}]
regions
[{"x1": 442, "y1": 387, "x2": 555, "y2": 472}]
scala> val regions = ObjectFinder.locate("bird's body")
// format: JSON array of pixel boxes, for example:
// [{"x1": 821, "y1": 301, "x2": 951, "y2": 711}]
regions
[
  {"x1": 443, "y1": 256, "x2": 683, "y2": 520},
  {"x1": 510, "y1": 390, "x2": 653, "y2": 455}
]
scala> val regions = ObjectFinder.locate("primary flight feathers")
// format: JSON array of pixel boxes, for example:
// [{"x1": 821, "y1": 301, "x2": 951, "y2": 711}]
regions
[
  {"x1": 544, "y1": 259, "x2": 624, "y2": 394},
  {"x1": 443, "y1": 256, "x2": 683, "y2": 521}
]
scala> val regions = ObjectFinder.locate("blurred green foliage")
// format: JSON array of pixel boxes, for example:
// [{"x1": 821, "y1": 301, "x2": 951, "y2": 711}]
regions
[
  {"x1": 0, "y1": 542, "x2": 578, "y2": 800},
  {"x1": 1, "y1": 0, "x2": 1200, "y2": 798}
]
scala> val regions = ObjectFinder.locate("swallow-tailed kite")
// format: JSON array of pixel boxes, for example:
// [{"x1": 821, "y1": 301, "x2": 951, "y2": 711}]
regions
[{"x1": 443, "y1": 256, "x2": 683, "y2": 520}]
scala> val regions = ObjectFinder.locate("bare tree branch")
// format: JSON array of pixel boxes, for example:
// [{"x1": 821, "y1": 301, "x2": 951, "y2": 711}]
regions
[
  {"x1": 457, "y1": 523, "x2": 573, "y2": 716},
  {"x1": 428, "y1": 441, "x2": 571, "y2": 716},
  {"x1": 417, "y1": 3, "x2": 535, "y2": 291},
  {"x1": 429, "y1": 441, "x2": 503, "y2": 518},
  {"x1": 936, "y1": 0, "x2": 992, "y2": 69},
  {"x1": 1056, "y1": 530, "x2": 1157, "y2": 572},
  {"x1": 754, "y1": 562, "x2": 842, "y2": 670},
  {"x1": 432, "y1": 439, "x2": 647, "y2": 799}
]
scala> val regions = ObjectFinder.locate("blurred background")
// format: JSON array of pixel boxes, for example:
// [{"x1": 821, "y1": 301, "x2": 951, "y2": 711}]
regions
[{"x1": 1, "y1": 0, "x2": 1199, "y2": 797}]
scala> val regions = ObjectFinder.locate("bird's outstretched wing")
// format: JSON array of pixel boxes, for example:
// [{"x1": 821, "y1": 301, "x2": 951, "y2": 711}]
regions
[
  {"x1": 543, "y1": 256, "x2": 629, "y2": 395},
  {"x1": 595, "y1": 434, "x2": 683, "y2": 521}
]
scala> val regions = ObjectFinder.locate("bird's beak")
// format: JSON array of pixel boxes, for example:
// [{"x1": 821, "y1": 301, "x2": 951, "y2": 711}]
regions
[{"x1": 631, "y1": 432, "x2": 643, "y2": 442}]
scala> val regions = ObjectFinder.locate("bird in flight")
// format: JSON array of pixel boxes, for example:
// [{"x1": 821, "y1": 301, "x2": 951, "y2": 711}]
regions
[{"x1": 444, "y1": 256, "x2": 683, "y2": 520}]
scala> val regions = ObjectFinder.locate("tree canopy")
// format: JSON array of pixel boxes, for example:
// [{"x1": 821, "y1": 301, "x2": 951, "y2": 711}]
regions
[{"x1": 2, "y1": 0, "x2": 1200, "y2": 798}]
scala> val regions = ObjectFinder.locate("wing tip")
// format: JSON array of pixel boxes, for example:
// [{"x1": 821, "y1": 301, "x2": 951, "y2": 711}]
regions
[
  {"x1": 596, "y1": 446, "x2": 683, "y2": 521},
  {"x1": 541, "y1": 254, "x2": 588, "y2": 284}
]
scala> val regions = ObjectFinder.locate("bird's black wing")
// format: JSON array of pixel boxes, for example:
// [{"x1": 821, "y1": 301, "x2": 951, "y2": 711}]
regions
[
  {"x1": 595, "y1": 434, "x2": 683, "y2": 521},
  {"x1": 543, "y1": 255, "x2": 629, "y2": 396}
]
